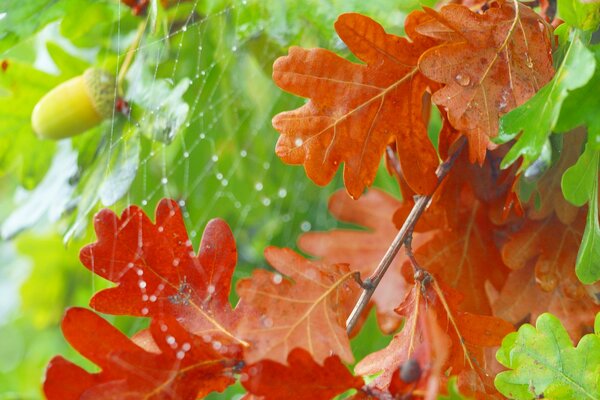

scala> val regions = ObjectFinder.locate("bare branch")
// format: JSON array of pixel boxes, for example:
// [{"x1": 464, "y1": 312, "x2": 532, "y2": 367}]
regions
[{"x1": 346, "y1": 137, "x2": 466, "y2": 334}]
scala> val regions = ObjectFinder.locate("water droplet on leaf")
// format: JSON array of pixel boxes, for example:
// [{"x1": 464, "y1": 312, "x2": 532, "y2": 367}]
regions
[{"x1": 454, "y1": 73, "x2": 471, "y2": 86}]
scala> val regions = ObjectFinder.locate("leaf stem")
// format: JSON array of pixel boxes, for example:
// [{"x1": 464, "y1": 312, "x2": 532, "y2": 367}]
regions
[
  {"x1": 117, "y1": 20, "x2": 148, "y2": 93},
  {"x1": 345, "y1": 137, "x2": 466, "y2": 334}
]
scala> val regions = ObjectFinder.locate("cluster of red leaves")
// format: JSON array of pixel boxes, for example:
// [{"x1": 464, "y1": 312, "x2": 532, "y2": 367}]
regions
[
  {"x1": 45, "y1": 1, "x2": 600, "y2": 399},
  {"x1": 44, "y1": 199, "x2": 364, "y2": 399}
]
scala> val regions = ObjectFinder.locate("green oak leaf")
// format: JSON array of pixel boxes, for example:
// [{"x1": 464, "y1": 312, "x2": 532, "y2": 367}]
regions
[
  {"x1": 562, "y1": 141, "x2": 599, "y2": 207},
  {"x1": 556, "y1": 45, "x2": 600, "y2": 148},
  {"x1": 562, "y1": 141, "x2": 600, "y2": 284},
  {"x1": 495, "y1": 313, "x2": 600, "y2": 400},
  {"x1": 498, "y1": 32, "x2": 596, "y2": 170},
  {"x1": 558, "y1": 0, "x2": 600, "y2": 31}
]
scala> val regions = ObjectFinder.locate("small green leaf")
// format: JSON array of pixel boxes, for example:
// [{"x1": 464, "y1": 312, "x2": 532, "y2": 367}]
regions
[
  {"x1": 558, "y1": 0, "x2": 600, "y2": 31},
  {"x1": 561, "y1": 138, "x2": 600, "y2": 284},
  {"x1": 495, "y1": 313, "x2": 600, "y2": 400},
  {"x1": 556, "y1": 45, "x2": 600, "y2": 148},
  {"x1": 438, "y1": 376, "x2": 473, "y2": 400},
  {"x1": 561, "y1": 142, "x2": 599, "y2": 207},
  {"x1": 498, "y1": 33, "x2": 596, "y2": 170},
  {"x1": 576, "y1": 176, "x2": 600, "y2": 284}
]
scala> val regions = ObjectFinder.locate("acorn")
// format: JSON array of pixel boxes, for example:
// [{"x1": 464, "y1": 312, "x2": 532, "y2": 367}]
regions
[{"x1": 31, "y1": 68, "x2": 116, "y2": 140}]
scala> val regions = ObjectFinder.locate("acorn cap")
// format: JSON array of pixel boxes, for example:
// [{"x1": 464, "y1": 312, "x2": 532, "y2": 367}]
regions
[
  {"x1": 82, "y1": 68, "x2": 116, "y2": 118},
  {"x1": 32, "y1": 68, "x2": 116, "y2": 140}
]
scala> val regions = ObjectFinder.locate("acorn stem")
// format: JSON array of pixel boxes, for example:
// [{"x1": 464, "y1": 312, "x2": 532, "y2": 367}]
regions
[{"x1": 117, "y1": 19, "x2": 148, "y2": 93}]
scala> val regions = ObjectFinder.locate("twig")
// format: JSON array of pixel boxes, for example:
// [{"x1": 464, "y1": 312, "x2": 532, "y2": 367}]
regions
[
  {"x1": 346, "y1": 137, "x2": 466, "y2": 334},
  {"x1": 117, "y1": 19, "x2": 148, "y2": 93}
]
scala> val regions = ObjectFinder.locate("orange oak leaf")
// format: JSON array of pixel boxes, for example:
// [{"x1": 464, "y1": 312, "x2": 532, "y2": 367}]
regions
[
  {"x1": 405, "y1": 197, "x2": 509, "y2": 314},
  {"x1": 501, "y1": 210, "x2": 600, "y2": 301},
  {"x1": 298, "y1": 189, "x2": 434, "y2": 334},
  {"x1": 394, "y1": 150, "x2": 519, "y2": 231},
  {"x1": 43, "y1": 307, "x2": 240, "y2": 399},
  {"x1": 355, "y1": 279, "x2": 513, "y2": 393},
  {"x1": 272, "y1": 12, "x2": 439, "y2": 199},
  {"x1": 241, "y1": 348, "x2": 364, "y2": 400},
  {"x1": 236, "y1": 247, "x2": 359, "y2": 364},
  {"x1": 79, "y1": 199, "x2": 247, "y2": 346},
  {"x1": 416, "y1": 0, "x2": 554, "y2": 163},
  {"x1": 489, "y1": 263, "x2": 600, "y2": 339}
]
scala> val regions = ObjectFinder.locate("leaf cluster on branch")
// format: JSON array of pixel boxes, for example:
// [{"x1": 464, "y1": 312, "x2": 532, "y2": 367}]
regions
[{"x1": 44, "y1": 0, "x2": 600, "y2": 398}]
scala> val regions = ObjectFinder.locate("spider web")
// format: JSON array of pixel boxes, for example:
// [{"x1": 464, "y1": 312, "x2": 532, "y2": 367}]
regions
[{"x1": 92, "y1": 0, "x2": 407, "y2": 273}]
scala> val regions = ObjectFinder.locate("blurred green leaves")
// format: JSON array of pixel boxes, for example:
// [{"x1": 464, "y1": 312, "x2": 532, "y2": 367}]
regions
[
  {"x1": 558, "y1": 0, "x2": 600, "y2": 31},
  {"x1": 0, "y1": 59, "x2": 61, "y2": 188},
  {"x1": 495, "y1": 313, "x2": 600, "y2": 400}
]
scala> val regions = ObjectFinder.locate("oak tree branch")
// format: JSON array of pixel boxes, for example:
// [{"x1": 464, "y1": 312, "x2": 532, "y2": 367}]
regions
[{"x1": 346, "y1": 137, "x2": 467, "y2": 334}]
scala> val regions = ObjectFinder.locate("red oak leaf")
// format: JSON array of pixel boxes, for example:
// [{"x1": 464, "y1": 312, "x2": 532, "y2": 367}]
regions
[
  {"x1": 387, "y1": 309, "x2": 451, "y2": 400},
  {"x1": 272, "y1": 12, "x2": 439, "y2": 199},
  {"x1": 79, "y1": 199, "x2": 246, "y2": 347},
  {"x1": 44, "y1": 307, "x2": 240, "y2": 399},
  {"x1": 236, "y1": 247, "x2": 359, "y2": 364},
  {"x1": 241, "y1": 348, "x2": 364, "y2": 400},
  {"x1": 355, "y1": 279, "x2": 513, "y2": 394},
  {"x1": 417, "y1": 1, "x2": 554, "y2": 163},
  {"x1": 298, "y1": 189, "x2": 434, "y2": 334}
]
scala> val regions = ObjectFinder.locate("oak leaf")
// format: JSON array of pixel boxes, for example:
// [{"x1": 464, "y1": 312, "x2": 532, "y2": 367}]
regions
[
  {"x1": 387, "y1": 309, "x2": 451, "y2": 400},
  {"x1": 495, "y1": 313, "x2": 600, "y2": 399},
  {"x1": 525, "y1": 129, "x2": 584, "y2": 224},
  {"x1": 489, "y1": 263, "x2": 600, "y2": 339},
  {"x1": 355, "y1": 279, "x2": 513, "y2": 393},
  {"x1": 407, "y1": 200, "x2": 509, "y2": 314},
  {"x1": 241, "y1": 348, "x2": 364, "y2": 400},
  {"x1": 236, "y1": 247, "x2": 358, "y2": 364},
  {"x1": 44, "y1": 307, "x2": 240, "y2": 399},
  {"x1": 416, "y1": 0, "x2": 554, "y2": 163},
  {"x1": 79, "y1": 199, "x2": 246, "y2": 346},
  {"x1": 298, "y1": 189, "x2": 433, "y2": 334},
  {"x1": 502, "y1": 211, "x2": 587, "y2": 296},
  {"x1": 272, "y1": 12, "x2": 438, "y2": 199}
]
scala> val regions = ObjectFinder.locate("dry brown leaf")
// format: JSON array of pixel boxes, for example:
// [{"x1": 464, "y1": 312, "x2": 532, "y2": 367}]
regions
[
  {"x1": 236, "y1": 247, "x2": 358, "y2": 364},
  {"x1": 417, "y1": 0, "x2": 554, "y2": 163}
]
